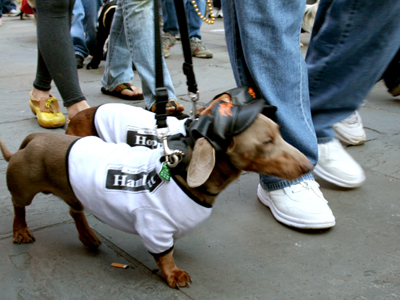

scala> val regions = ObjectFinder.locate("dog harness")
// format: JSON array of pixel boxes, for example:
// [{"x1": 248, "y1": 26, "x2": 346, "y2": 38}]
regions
[{"x1": 67, "y1": 136, "x2": 212, "y2": 256}]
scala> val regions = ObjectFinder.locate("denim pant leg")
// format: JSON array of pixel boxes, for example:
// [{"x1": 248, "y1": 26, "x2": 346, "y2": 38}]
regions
[
  {"x1": 162, "y1": 0, "x2": 179, "y2": 34},
  {"x1": 81, "y1": 0, "x2": 102, "y2": 56},
  {"x1": 102, "y1": 0, "x2": 135, "y2": 92},
  {"x1": 185, "y1": 0, "x2": 204, "y2": 39},
  {"x1": 306, "y1": 0, "x2": 400, "y2": 142},
  {"x1": 71, "y1": 0, "x2": 87, "y2": 57},
  {"x1": 102, "y1": 0, "x2": 176, "y2": 108},
  {"x1": 3, "y1": 0, "x2": 16, "y2": 12},
  {"x1": 382, "y1": 48, "x2": 400, "y2": 92},
  {"x1": 222, "y1": 0, "x2": 316, "y2": 191},
  {"x1": 71, "y1": 0, "x2": 101, "y2": 58}
]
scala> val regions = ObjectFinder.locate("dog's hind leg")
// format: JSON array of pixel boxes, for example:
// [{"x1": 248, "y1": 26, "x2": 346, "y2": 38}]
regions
[
  {"x1": 8, "y1": 170, "x2": 39, "y2": 244},
  {"x1": 67, "y1": 200, "x2": 101, "y2": 250},
  {"x1": 13, "y1": 203, "x2": 36, "y2": 244}
]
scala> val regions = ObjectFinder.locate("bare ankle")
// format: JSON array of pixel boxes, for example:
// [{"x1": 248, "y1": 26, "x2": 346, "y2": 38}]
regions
[
  {"x1": 67, "y1": 100, "x2": 90, "y2": 120},
  {"x1": 31, "y1": 88, "x2": 50, "y2": 100}
]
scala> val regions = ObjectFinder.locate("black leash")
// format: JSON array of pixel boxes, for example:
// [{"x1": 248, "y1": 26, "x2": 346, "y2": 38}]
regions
[
  {"x1": 173, "y1": 0, "x2": 198, "y2": 96},
  {"x1": 154, "y1": 0, "x2": 199, "y2": 170},
  {"x1": 154, "y1": 0, "x2": 199, "y2": 130},
  {"x1": 154, "y1": 0, "x2": 168, "y2": 129}
]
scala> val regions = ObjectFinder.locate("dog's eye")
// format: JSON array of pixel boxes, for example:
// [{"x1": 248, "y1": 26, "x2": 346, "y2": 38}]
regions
[{"x1": 263, "y1": 138, "x2": 272, "y2": 145}]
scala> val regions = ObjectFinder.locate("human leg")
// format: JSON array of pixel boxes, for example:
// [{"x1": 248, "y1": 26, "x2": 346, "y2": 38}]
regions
[
  {"x1": 382, "y1": 48, "x2": 400, "y2": 96},
  {"x1": 306, "y1": 0, "x2": 400, "y2": 187},
  {"x1": 185, "y1": 0, "x2": 213, "y2": 58},
  {"x1": 101, "y1": 0, "x2": 135, "y2": 92},
  {"x1": 307, "y1": 0, "x2": 400, "y2": 140},
  {"x1": 81, "y1": 0, "x2": 102, "y2": 56},
  {"x1": 101, "y1": 0, "x2": 144, "y2": 100},
  {"x1": 223, "y1": 0, "x2": 317, "y2": 189},
  {"x1": 33, "y1": 0, "x2": 89, "y2": 123},
  {"x1": 103, "y1": 0, "x2": 182, "y2": 113},
  {"x1": 162, "y1": 0, "x2": 179, "y2": 35},
  {"x1": 71, "y1": 0, "x2": 101, "y2": 67},
  {"x1": 1, "y1": 0, "x2": 4, "y2": 24},
  {"x1": 185, "y1": 0, "x2": 203, "y2": 39},
  {"x1": 71, "y1": 0, "x2": 87, "y2": 68},
  {"x1": 3, "y1": 0, "x2": 17, "y2": 13},
  {"x1": 161, "y1": 0, "x2": 178, "y2": 58},
  {"x1": 221, "y1": 0, "x2": 334, "y2": 229}
]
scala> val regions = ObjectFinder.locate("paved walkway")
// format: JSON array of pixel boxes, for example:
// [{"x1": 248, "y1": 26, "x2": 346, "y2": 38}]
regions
[{"x1": 1, "y1": 14, "x2": 400, "y2": 300}]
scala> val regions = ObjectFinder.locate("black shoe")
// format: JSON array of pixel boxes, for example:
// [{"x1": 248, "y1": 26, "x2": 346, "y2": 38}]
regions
[{"x1": 76, "y1": 55, "x2": 84, "y2": 69}]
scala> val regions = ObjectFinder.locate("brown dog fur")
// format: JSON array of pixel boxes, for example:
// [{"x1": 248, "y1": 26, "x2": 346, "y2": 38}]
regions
[{"x1": 0, "y1": 111, "x2": 313, "y2": 288}]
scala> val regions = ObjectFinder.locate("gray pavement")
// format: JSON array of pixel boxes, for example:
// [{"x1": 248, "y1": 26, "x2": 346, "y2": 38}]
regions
[{"x1": 1, "y1": 15, "x2": 400, "y2": 300}]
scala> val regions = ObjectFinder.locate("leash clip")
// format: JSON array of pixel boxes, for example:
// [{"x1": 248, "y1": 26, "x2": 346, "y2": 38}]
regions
[
  {"x1": 155, "y1": 126, "x2": 185, "y2": 168},
  {"x1": 189, "y1": 91, "x2": 200, "y2": 120}
]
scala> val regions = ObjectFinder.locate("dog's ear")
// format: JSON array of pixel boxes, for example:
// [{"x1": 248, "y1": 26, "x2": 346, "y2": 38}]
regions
[{"x1": 187, "y1": 137, "x2": 215, "y2": 188}]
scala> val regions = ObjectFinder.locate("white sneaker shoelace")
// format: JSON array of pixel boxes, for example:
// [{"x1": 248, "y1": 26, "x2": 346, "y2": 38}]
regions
[{"x1": 289, "y1": 180, "x2": 327, "y2": 204}]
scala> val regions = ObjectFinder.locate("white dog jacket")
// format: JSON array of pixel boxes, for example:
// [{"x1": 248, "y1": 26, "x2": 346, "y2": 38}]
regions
[
  {"x1": 93, "y1": 103, "x2": 188, "y2": 148},
  {"x1": 67, "y1": 136, "x2": 212, "y2": 256}
]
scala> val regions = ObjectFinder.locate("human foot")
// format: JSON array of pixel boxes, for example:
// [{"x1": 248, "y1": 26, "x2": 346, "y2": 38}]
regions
[
  {"x1": 101, "y1": 83, "x2": 144, "y2": 100},
  {"x1": 67, "y1": 100, "x2": 90, "y2": 120},
  {"x1": 29, "y1": 90, "x2": 66, "y2": 128}
]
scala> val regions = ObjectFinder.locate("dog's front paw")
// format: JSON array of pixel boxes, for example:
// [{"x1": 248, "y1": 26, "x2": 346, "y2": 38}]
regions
[
  {"x1": 13, "y1": 227, "x2": 35, "y2": 244},
  {"x1": 79, "y1": 230, "x2": 102, "y2": 250},
  {"x1": 164, "y1": 268, "x2": 192, "y2": 289}
]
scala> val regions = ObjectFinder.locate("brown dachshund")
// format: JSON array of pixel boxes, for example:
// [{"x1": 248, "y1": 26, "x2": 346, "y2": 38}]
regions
[{"x1": 0, "y1": 102, "x2": 313, "y2": 289}]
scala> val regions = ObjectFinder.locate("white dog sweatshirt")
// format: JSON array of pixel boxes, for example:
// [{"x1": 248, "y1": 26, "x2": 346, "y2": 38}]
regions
[
  {"x1": 67, "y1": 136, "x2": 212, "y2": 255},
  {"x1": 94, "y1": 103, "x2": 188, "y2": 148}
]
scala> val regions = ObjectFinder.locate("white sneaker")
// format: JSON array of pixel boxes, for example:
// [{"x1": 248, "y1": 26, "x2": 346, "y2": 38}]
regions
[
  {"x1": 162, "y1": 32, "x2": 176, "y2": 58},
  {"x1": 190, "y1": 37, "x2": 213, "y2": 58},
  {"x1": 333, "y1": 111, "x2": 366, "y2": 146},
  {"x1": 257, "y1": 180, "x2": 335, "y2": 229},
  {"x1": 314, "y1": 139, "x2": 365, "y2": 188},
  {"x1": 4, "y1": 9, "x2": 19, "y2": 17},
  {"x1": 215, "y1": 8, "x2": 223, "y2": 18}
]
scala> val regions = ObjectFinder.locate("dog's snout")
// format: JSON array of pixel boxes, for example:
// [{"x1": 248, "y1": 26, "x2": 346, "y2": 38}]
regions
[{"x1": 301, "y1": 159, "x2": 314, "y2": 174}]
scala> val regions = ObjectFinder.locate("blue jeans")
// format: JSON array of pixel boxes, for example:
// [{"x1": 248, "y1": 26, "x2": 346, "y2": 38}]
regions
[
  {"x1": 306, "y1": 0, "x2": 400, "y2": 142},
  {"x1": 102, "y1": 0, "x2": 176, "y2": 108},
  {"x1": 1, "y1": 0, "x2": 16, "y2": 14},
  {"x1": 162, "y1": 0, "x2": 205, "y2": 39},
  {"x1": 71, "y1": 0, "x2": 101, "y2": 58},
  {"x1": 222, "y1": 0, "x2": 317, "y2": 191}
]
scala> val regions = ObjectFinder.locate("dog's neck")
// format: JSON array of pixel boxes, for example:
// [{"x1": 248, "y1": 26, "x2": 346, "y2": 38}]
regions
[{"x1": 174, "y1": 153, "x2": 242, "y2": 206}]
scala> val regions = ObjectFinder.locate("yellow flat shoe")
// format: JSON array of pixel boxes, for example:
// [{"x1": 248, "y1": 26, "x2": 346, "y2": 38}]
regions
[{"x1": 29, "y1": 92, "x2": 66, "y2": 128}]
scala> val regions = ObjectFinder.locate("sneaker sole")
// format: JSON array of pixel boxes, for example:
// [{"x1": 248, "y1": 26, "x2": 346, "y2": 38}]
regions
[
  {"x1": 192, "y1": 53, "x2": 213, "y2": 58},
  {"x1": 257, "y1": 185, "x2": 335, "y2": 229},
  {"x1": 313, "y1": 164, "x2": 365, "y2": 188},
  {"x1": 335, "y1": 132, "x2": 366, "y2": 146},
  {"x1": 390, "y1": 84, "x2": 400, "y2": 97}
]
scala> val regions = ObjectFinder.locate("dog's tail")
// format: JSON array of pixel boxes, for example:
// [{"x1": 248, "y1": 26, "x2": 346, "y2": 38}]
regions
[
  {"x1": 0, "y1": 138, "x2": 13, "y2": 162},
  {"x1": 0, "y1": 133, "x2": 43, "y2": 162}
]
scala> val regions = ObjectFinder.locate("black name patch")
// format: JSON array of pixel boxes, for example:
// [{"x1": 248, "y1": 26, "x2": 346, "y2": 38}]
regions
[
  {"x1": 126, "y1": 126, "x2": 162, "y2": 149},
  {"x1": 105, "y1": 165, "x2": 162, "y2": 193}
]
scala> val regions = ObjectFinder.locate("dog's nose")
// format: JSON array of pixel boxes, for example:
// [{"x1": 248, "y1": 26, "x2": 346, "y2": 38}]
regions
[{"x1": 301, "y1": 160, "x2": 314, "y2": 174}]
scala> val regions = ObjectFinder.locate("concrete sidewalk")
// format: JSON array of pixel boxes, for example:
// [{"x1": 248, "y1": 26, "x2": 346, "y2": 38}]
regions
[{"x1": 1, "y1": 15, "x2": 400, "y2": 300}]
